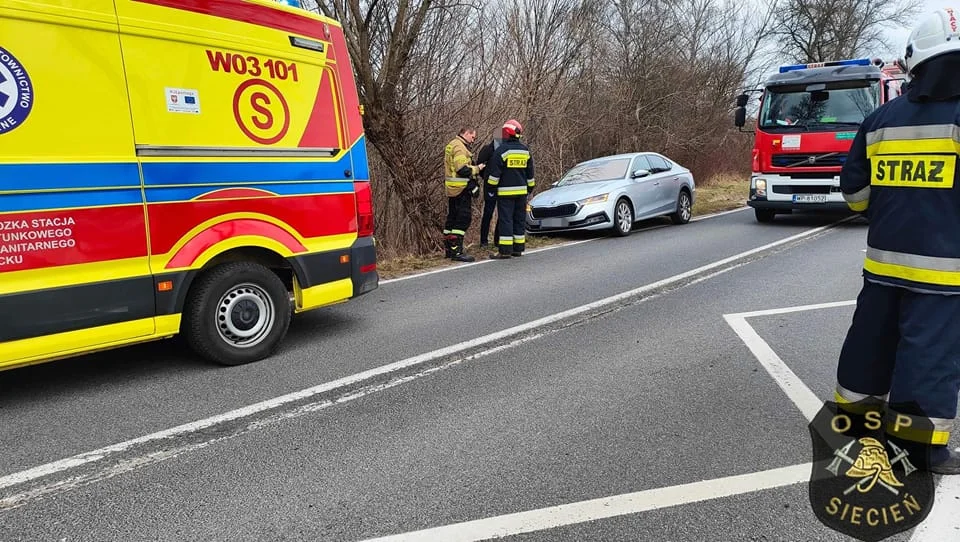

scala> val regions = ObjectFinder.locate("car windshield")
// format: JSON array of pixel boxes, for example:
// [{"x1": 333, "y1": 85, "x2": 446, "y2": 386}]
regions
[
  {"x1": 759, "y1": 82, "x2": 879, "y2": 129},
  {"x1": 557, "y1": 158, "x2": 631, "y2": 185}
]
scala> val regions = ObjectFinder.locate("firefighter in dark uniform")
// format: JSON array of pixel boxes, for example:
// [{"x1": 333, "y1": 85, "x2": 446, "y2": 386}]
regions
[
  {"x1": 442, "y1": 128, "x2": 482, "y2": 262},
  {"x1": 835, "y1": 8, "x2": 960, "y2": 474},
  {"x1": 476, "y1": 131, "x2": 503, "y2": 248},
  {"x1": 486, "y1": 119, "x2": 534, "y2": 259}
]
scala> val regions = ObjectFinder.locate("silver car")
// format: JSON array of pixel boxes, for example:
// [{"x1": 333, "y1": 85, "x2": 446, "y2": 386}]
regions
[{"x1": 526, "y1": 152, "x2": 696, "y2": 236}]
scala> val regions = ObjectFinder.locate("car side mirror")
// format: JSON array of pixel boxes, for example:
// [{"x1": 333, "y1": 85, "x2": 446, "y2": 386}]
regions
[
  {"x1": 551, "y1": 181, "x2": 559, "y2": 187},
  {"x1": 631, "y1": 169, "x2": 650, "y2": 179},
  {"x1": 736, "y1": 93, "x2": 749, "y2": 108},
  {"x1": 734, "y1": 106, "x2": 746, "y2": 128}
]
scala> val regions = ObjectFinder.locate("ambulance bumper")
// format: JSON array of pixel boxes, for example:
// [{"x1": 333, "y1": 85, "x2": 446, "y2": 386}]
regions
[{"x1": 289, "y1": 236, "x2": 379, "y2": 299}]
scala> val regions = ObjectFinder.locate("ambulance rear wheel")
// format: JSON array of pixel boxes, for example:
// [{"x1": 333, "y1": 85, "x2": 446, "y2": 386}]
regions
[{"x1": 183, "y1": 261, "x2": 292, "y2": 366}]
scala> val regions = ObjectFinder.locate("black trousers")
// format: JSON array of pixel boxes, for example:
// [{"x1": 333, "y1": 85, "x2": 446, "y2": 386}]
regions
[
  {"x1": 836, "y1": 277, "x2": 960, "y2": 465},
  {"x1": 480, "y1": 190, "x2": 498, "y2": 245},
  {"x1": 496, "y1": 196, "x2": 527, "y2": 255},
  {"x1": 444, "y1": 190, "x2": 472, "y2": 236}
]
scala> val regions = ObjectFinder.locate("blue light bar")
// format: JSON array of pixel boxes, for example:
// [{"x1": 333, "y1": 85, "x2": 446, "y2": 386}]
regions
[{"x1": 778, "y1": 58, "x2": 872, "y2": 73}]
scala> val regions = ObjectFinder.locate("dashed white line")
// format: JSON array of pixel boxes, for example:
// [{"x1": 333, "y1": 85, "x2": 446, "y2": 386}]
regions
[
  {"x1": 0, "y1": 216, "x2": 837, "y2": 497},
  {"x1": 358, "y1": 463, "x2": 812, "y2": 542}
]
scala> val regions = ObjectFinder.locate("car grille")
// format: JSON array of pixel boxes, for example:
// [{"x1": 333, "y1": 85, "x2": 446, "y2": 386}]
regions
[
  {"x1": 531, "y1": 204, "x2": 578, "y2": 219},
  {"x1": 772, "y1": 153, "x2": 847, "y2": 167}
]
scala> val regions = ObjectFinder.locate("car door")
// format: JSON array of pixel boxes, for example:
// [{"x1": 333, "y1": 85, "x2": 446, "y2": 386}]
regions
[
  {"x1": 626, "y1": 154, "x2": 660, "y2": 218},
  {"x1": 647, "y1": 155, "x2": 679, "y2": 213}
]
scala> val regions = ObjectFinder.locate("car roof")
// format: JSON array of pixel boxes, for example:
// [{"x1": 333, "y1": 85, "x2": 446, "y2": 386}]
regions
[{"x1": 577, "y1": 152, "x2": 665, "y2": 165}]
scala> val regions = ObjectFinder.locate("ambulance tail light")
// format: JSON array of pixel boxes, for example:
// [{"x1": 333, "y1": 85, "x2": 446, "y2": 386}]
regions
[{"x1": 355, "y1": 181, "x2": 375, "y2": 237}]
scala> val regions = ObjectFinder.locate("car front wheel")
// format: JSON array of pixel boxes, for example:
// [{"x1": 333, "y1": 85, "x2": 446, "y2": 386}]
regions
[{"x1": 612, "y1": 198, "x2": 633, "y2": 236}]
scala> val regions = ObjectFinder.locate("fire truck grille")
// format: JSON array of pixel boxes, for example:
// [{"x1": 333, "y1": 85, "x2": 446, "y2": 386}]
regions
[
  {"x1": 531, "y1": 204, "x2": 578, "y2": 219},
  {"x1": 772, "y1": 153, "x2": 847, "y2": 167}
]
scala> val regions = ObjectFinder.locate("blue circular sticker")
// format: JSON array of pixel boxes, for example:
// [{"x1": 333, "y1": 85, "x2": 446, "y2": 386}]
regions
[{"x1": 0, "y1": 46, "x2": 33, "y2": 135}]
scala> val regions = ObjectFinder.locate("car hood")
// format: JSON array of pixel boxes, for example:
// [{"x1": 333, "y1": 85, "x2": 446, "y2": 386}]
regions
[{"x1": 530, "y1": 180, "x2": 622, "y2": 206}]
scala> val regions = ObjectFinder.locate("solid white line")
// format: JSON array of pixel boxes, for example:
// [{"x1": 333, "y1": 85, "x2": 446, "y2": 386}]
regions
[
  {"x1": 379, "y1": 206, "x2": 747, "y2": 285},
  {"x1": 726, "y1": 299, "x2": 857, "y2": 319},
  {"x1": 378, "y1": 239, "x2": 599, "y2": 285},
  {"x1": 723, "y1": 314, "x2": 824, "y2": 423},
  {"x1": 358, "y1": 463, "x2": 812, "y2": 542},
  {"x1": 909, "y1": 474, "x2": 960, "y2": 540},
  {"x1": 691, "y1": 205, "x2": 749, "y2": 221},
  {"x1": 0, "y1": 219, "x2": 839, "y2": 494}
]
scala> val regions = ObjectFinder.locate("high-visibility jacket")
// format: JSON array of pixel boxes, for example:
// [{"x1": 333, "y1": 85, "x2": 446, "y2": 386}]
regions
[
  {"x1": 486, "y1": 138, "x2": 535, "y2": 197},
  {"x1": 840, "y1": 96, "x2": 960, "y2": 293},
  {"x1": 444, "y1": 136, "x2": 479, "y2": 197}
]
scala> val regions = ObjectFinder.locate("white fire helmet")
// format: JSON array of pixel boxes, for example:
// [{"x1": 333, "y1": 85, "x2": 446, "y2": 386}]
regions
[{"x1": 903, "y1": 7, "x2": 960, "y2": 74}]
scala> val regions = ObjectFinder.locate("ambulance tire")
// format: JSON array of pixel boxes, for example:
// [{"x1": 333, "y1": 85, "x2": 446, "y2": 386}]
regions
[{"x1": 182, "y1": 261, "x2": 292, "y2": 366}]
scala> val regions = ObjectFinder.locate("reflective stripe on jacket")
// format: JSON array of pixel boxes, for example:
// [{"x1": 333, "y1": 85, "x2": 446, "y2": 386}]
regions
[
  {"x1": 839, "y1": 98, "x2": 960, "y2": 293},
  {"x1": 486, "y1": 139, "x2": 535, "y2": 198}
]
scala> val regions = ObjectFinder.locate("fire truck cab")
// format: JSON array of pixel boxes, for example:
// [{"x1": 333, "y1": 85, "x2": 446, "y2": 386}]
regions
[{"x1": 734, "y1": 58, "x2": 906, "y2": 222}]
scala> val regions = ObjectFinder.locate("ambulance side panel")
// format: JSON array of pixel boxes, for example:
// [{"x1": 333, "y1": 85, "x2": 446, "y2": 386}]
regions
[
  {"x1": 0, "y1": 0, "x2": 155, "y2": 368},
  {"x1": 112, "y1": 0, "x2": 364, "y2": 311}
]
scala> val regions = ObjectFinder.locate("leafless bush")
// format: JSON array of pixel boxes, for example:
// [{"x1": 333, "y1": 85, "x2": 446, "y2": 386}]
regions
[{"x1": 305, "y1": 0, "x2": 911, "y2": 256}]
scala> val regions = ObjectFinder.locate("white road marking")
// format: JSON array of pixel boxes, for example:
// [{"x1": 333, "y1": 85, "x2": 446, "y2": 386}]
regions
[
  {"x1": 379, "y1": 206, "x2": 748, "y2": 285},
  {"x1": 0, "y1": 218, "x2": 841, "y2": 497},
  {"x1": 726, "y1": 300, "x2": 960, "y2": 538},
  {"x1": 723, "y1": 313, "x2": 825, "y2": 423},
  {"x1": 358, "y1": 463, "x2": 812, "y2": 542},
  {"x1": 910, "y1": 475, "x2": 960, "y2": 541},
  {"x1": 726, "y1": 299, "x2": 857, "y2": 319}
]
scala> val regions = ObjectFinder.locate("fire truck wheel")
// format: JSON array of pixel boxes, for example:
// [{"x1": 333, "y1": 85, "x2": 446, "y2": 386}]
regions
[
  {"x1": 182, "y1": 261, "x2": 292, "y2": 366},
  {"x1": 755, "y1": 208, "x2": 776, "y2": 223}
]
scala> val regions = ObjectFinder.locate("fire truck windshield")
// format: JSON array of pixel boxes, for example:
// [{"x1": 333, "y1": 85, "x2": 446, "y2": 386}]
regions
[{"x1": 759, "y1": 81, "x2": 879, "y2": 130}]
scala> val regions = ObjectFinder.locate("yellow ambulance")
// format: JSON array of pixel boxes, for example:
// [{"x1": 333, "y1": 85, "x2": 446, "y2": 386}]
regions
[{"x1": 0, "y1": 0, "x2": 377, "y2": 370}]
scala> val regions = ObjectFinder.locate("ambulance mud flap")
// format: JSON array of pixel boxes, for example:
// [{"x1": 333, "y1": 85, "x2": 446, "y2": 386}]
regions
[{"x1": 287, "y1": 237, "x2": 378, "y2": 299}]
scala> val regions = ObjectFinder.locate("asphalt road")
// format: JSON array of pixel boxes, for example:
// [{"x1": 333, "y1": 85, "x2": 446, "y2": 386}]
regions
[{"x1": 1, "y1": 206, "x2": 957, "y2": 541}]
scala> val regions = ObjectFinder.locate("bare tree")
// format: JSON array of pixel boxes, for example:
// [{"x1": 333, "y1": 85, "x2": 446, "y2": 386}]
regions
[{"x1": 767, "y1": 0, "x2": 922, "y2": 62}]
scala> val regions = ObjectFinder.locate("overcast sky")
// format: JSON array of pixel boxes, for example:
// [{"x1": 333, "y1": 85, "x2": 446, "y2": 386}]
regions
[{"x1": 882, "y1": 0, "x2": 954, "y2": 57}]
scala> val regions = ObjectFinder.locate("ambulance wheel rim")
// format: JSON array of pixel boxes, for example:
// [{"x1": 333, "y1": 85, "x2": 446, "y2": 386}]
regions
[
  {"x1": 216, "y1": 283, "x2": 275, "y2": 348},
  {"x1": 617, "y1": 201, "x2": 632, "y2": 232}
]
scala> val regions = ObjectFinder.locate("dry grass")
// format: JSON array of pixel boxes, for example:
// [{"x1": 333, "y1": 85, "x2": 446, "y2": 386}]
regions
[
  {"x1": 693, "y1": 173, "x2": 749, "y2": 216},
  {"x1": 375, "y1": 173, "x2": 749, "y2": 280}
]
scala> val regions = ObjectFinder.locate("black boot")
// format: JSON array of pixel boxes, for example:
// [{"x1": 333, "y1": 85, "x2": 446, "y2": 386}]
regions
[
  {"x1": 451, "y1": 235, "x2": 475, "y2": 263},
  {"x1": 443, "y1": 235, "x2": 455, "y2": 259},
  {"x1": 929, "y1": 447, "x2": 960, "y2": 475}
]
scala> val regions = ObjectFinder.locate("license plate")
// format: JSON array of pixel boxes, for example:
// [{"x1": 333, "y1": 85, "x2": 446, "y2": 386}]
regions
[
  {"x1": 793, "y1": 194, "x2": 828, "y2": 203},
  {"x1": 541, "y1": 218, "x2": 563, "y2": 228}
]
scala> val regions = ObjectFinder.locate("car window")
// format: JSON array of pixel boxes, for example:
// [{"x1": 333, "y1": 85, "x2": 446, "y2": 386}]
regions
[
  {"x1": 557, "y1": 158, "x2": 631, "y2": 185},
  {"x1": 647, "y1": 155, "x2": 671, "y2": 172},
  {"x1": 631, "y1": 155, "x2": 651, "y2": 173}
]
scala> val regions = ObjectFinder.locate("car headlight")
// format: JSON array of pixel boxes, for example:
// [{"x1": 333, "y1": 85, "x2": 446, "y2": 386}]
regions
[
  {"x1": 526, "y1": 203, "x2": 532, "y2": 213},
  {"x1": 578, "y1": 194, "x2": 609, "y2": 205}
]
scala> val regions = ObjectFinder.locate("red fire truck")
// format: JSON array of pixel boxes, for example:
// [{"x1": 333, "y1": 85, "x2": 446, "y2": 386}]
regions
[{"x1": 734, "y1": 58, "x2": 907, "y2": 222}]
